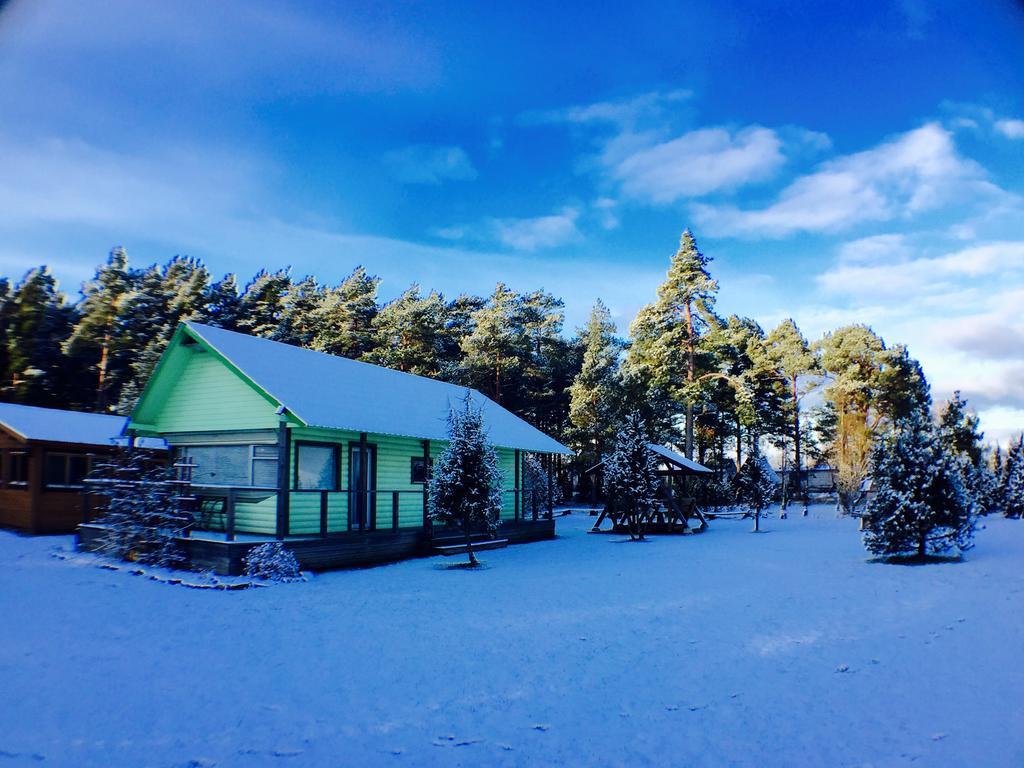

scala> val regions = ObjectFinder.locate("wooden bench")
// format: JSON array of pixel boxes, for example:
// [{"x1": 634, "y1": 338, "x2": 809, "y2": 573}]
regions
[{"x1": 434, "y1": 538, "x2": 509, "y2": 556}]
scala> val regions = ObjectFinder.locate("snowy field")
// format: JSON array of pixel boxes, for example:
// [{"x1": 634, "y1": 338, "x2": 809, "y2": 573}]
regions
[{"x1": 2, "y1": 506, "x2": 1022, "y2": 768}]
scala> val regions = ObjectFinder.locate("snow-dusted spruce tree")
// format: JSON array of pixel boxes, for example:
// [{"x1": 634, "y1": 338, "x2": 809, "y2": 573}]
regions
[
  {"x1": 732, "y1": 451, "x2": 777, "y2": 532},
  {"x1": 90, "y1": 449, "x2": 191, "y2": 568},
  {"x1": 1001, "y1": 436, "x2": 1024, "y2": 519},
  {"x1": 243, "y1": 542, "x2": 301, "y2": 582},
  {"x1": 938, "y1": 391, "x2": 998, "y2": 515},
  {"x1": 428, "y1": 392, "x2": 503, "y2": 566},
  {"x1": 862, "y1": 408, "x2": 976, "y2": 560},
  {"x1": 602, "y1": 412, "x2": 659, "y2": 541},
  {"x1": 522, "y1": 454, "x2": 550, "y2": 519}
]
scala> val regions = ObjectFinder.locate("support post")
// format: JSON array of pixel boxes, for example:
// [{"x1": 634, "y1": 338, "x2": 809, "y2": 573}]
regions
[
  {"x1": 421, "y1": 440, "x2": 431, "y2": 534},
  {"x1": 226, "y1": 488, "x2": 236, "y2": 542},
  {"x1": 392, "y1": 491, "x2": 400, "y2": 531},
  {"x1": 276, "y1": 418, "x2": 290, "y2": 540},
  {"x1": 359, "y1": 432, "x2": 369, "y2": 531},
  {"x1": 320, "y1": 490, "x2": 328, "y2": 538},
  {"x1": 546, "y1": 454, "x2": 554, "y2": 519},
  {"x1": 514, "y1": 449, "x2": 520, "y2": 523}
]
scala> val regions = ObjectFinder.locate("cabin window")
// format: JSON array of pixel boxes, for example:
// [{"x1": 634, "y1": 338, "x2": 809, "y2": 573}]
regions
[
  {"x1": 7, "y1": 451, "x2": 28, "y2": 486},
  {"x1": 410, "y1": 456, "x2": 432, "y2": 484},
  {"x1": 177, "y1": 445, "x2": 279, "y2": 488},
  {"x1": 295, "y1": 443, "x2": 338, "y2": 490},
  {"x1": 44, "y1": 453, "x2": 90, "y2": 489}
]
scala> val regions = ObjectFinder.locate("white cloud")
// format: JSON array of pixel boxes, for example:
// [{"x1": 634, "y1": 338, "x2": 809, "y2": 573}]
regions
[
  {"x1": 523, "y1": 90, "x2": 692, "y2": 128},
  {"x1": 613, "y1": 126, "x2": 785, "y2": 203},
  {"x1": 817, "y1": 239, "x2": 1024, "y2": 298},
  {"x1": 995, "y1": 118, "x2": 1024, "y2": 140},
  {"x1": 382, "y1": 145, "x2": 478, "y2": 185},
  {"x1": 492, "y1": 208, "x2": 581, "y2": 251},
  {"x1": 694, "y1": 123, "x2": 994, "y2": 237}
]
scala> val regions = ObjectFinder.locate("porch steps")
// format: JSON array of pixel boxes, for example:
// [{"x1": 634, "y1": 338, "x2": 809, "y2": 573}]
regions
[{"x1": 433, "y1": 537, "x2": 509, "y2": 556}]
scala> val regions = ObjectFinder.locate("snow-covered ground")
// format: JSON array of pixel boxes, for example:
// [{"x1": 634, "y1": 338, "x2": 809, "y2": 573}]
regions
[{"x1": 2, "y1": 506, "x2": 1022, "y2": 767}]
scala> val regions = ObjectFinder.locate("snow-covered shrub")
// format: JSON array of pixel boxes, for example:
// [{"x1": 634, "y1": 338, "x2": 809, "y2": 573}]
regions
[
  {"x1": 90, "y1": 449, "x2": 190, "y2": 568},
  {"x1": 243, "y1": 542, "x2": 301, "y2": 582},
  {"x1": 428, "y1": 392, "x2": 502, "y2": 566},
  {"x1": 862, "y1": 408, "x2": 976, "y2": 560},
  {"x1": 522, "y1": 454, "x2": 550, "y2": 519},
  {"x1": 602, "y1": 412, "x2": 658, "y2": 541},
  {"x1": 732, "y1": 452, "x2": 777, "y2": 532}
]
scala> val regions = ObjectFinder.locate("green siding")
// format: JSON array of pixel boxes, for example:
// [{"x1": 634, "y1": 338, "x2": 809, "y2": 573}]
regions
[{"x1": 152, "y1": 349, "x2": 280, "y2": 434}]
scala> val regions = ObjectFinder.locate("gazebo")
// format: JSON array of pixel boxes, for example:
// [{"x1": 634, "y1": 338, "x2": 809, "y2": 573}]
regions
[{"x1": 586, "y1": 443, "x2": 713, "y2": 534}]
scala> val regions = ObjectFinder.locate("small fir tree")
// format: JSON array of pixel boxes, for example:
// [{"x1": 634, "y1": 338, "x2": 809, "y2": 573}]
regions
[
  {"x1": 602, "y1": 413, "x2": 659, "y2": 541},
  {"x1": 862, "y1": 408, "x2": 976, "y2": 559},
  {"x1": 733, "y1": 451, "x2": 777, "y2": 532},
  {"x1": 428, "y1": 392, "x2": 503, "y2": 566},
  {"x1": 521, "y1": 454, "x2": 550, "y2": 519},
  {"x1": 90, "y1": 449, "x2": 192, "y2": 568},
  {"x1": 1001, "y1": 436, "x2": 1024, "y2": 519}
]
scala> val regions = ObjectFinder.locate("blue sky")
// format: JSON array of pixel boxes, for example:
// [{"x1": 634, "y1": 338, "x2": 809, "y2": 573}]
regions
[{"x1": 1, "y1": 0, "x2": 1023, "y2": 440}]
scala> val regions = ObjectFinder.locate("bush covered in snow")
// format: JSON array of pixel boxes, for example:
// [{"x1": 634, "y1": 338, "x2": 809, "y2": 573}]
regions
[
  {"x1": 602, "y1": 412, "x2": 658, "y2": 541},
  {"x1": 90, "y1": 449, "x2": 191, "y2": 568},
  {"x1": 243, "y1": 542, "x2": 301, "y2": 582},
  {"x1": 862, "y1": 408, "x2": 976, "y2": 560}
]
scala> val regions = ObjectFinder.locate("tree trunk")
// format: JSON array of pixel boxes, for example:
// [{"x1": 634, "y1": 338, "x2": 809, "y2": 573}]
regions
[
  {"x1": 96, "y1": 332, "x2": 110, "y2": 410},
  {"x1": 791, "y1": 374, "x2": 802, "y2": 501},
  {"x1": 684, "y1": 300, "x2": 696, "y2": 459},
  {"x1": 753, "y1": 508, "x2": 760, "y2": 532},
  {"x1": 465, "y1": 532, "x2": 478, "y2": 566}
]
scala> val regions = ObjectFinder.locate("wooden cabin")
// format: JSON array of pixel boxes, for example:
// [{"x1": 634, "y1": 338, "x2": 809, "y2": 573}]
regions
[
  {"x1": 78, "y1": 322, "x2": 572, "y2": 573},
  {"x1": 0, "y1": 403, "x2": 155, "y2": 533}
]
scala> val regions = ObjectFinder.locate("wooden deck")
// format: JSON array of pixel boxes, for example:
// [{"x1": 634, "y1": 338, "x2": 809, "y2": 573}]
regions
[{"x1": 77, "y1": 517, "x2": 556, "y2": 575}]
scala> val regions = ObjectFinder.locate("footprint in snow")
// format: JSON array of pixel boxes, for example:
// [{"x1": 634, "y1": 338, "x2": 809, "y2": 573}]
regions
[
  {"x1": 532, "y1": 724, "x2": 551, "y2": 732},
  {"x1": 835, "y1": 664, "x2": 851, "y2": 673},
  {"x1": 931, "y1": 733, "x2": 948, "y2": 741}
]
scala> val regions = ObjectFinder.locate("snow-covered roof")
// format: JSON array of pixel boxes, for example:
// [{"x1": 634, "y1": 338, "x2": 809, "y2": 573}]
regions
[
  {"x1": 182, "y1": 322, "x2": 572, "y2": 454},
  {"x1": 646, "y1": 443, "x2": 714, "y2": 474},
  {"x1": 0, "y1": 402, "x2": 133, "y2": 447}
]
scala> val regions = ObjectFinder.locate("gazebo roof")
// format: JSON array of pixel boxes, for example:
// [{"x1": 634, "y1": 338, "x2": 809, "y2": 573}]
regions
[{"x1": 586, "y1": 443, "x2": 714, "y2": 476}]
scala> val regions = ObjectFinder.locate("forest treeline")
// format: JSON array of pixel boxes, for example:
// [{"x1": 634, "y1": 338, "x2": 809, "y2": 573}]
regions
[{"x1": 0, "y1": 231, "x2": 999, "y2": 504}]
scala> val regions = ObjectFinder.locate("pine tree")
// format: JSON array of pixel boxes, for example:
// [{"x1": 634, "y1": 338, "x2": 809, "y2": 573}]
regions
[
  {"x1": 428, "y1": 392, "x2": 503, "y2": 566},
  {"x1": 937, "y1": 391, "x2": 996, "y2": 514},
  {"x1": 862, "y1": 408, "x2": 976, "y2": 559},
  {"x1": 4, "y1": 267, "x2": 80, "y2": 407},
  {"x1": 278, "y1": 275, "x2": 325, "y2": 346},
  {"x1": 460, "y1": 283, "x2": 529, "y2": 406},
  {"x1": 732, "y1": 451, "x2": 777, "y2": 532},
  {"x1": 817, "y1": 325, "x2": 930, "y2": 515},
  {"x1": 567, "y1": 300, "x2": 622, "y2": 462},
  {"x1": 362, "y1": 284, "x2": 448, "y2": 376},
  {"x1": 521, "y1": 454, "x2": 550, "y2": 518},
  {"x1": 626, "y1": 230, "x2": 719, "y2": 458},
  {"x1": 237, "y1": 269, "x2": 292, "y2": 339},
  {"x1": 203, "y1": 274, "x2": 243, "y2": 330},
  {"x1": 64, "y1": 247, "x2": 136, "y2": 409},
  {"x1": 602, "y1": 412, "x2": 659, "y2": 541},
  {"x1": 1001, "y1": 436, "x2": 1024, "y2": 519},
  {"x1": 310, "y1": 266, "x2": 380, "y2": 358},
  {"x1": 116, "y1": 257, "x2": 209, "y2": 412},
  {"x1": 766, "y1": 318, "x2": 819, "y2": 501}
]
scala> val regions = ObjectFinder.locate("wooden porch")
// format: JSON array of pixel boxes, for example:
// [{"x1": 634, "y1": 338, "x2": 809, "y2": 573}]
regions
[{"x1": 77, "y1": 516, "x2": 555, "y2": 575}]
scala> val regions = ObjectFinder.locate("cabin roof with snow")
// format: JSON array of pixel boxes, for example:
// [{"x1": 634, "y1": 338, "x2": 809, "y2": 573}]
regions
[
  {"x1": 129, "y1": 322, "x2": 571, "y2": 454},
  {"x1": 585, "y1": 443, "x2": 713, "y2": 476},
  {"x1": 0, "y1": 402, "x2": 132, "y2": 447}
]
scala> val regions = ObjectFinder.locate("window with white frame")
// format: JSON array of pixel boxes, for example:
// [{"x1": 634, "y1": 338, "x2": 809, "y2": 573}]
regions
[{"x1": 177, "y1": 445, "x2": 279, "y2": 487}]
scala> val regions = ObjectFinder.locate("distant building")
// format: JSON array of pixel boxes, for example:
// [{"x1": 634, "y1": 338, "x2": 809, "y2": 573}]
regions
[{"x1": 0, "y1": 403, "x2": 164, "y2": 533}]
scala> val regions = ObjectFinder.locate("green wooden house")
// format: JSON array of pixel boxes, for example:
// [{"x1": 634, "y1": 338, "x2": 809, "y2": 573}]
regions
[{"x1": 78, "y1": 321, "x2": 570, "y2": 573}]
